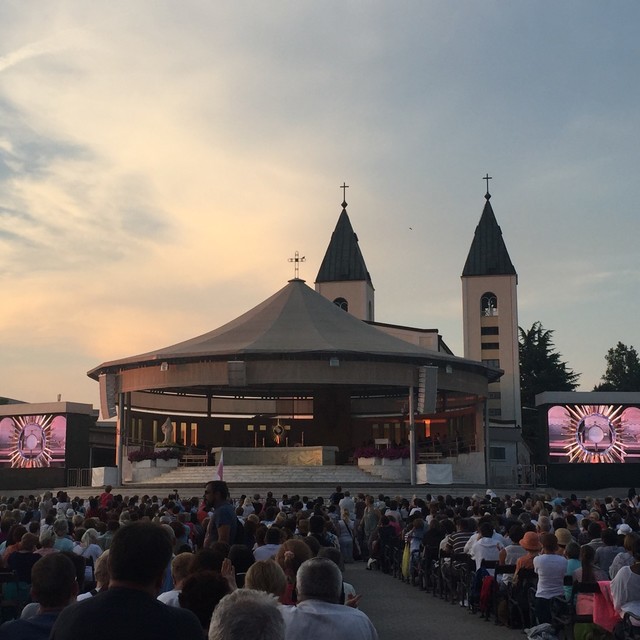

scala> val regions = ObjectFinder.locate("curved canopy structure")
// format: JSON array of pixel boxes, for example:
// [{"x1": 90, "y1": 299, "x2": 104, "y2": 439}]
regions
[{"x1": 89, "y1": 278, "x2": 498, "y2": 404}]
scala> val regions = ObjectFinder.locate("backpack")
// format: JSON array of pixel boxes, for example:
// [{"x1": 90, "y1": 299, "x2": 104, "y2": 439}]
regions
[{"x1": 479, "y1": 574, "x2": 496, "y2": 614}]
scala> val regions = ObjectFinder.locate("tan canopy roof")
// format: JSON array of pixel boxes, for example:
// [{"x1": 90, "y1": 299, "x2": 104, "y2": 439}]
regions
[{"x1": 89, "y1": 278, "x2": 493, "y2": 378}]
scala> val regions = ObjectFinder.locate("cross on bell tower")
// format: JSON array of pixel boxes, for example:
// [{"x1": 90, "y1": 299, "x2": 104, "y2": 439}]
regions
[{"x1": 483, "y1": 173, "x2": 492, "y2": 199}]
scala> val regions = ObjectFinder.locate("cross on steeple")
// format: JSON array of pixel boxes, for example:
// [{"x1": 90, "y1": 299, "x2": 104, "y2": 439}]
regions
[
  {"x1": 340, "y1": 182, "x2": 349, "y2": 208},
  {"x1": 288, "y1": 251, "x2": 306, "y2": 279},
  {"x1": 483, "y1": 173, "x2": 492, "y2": 199}
]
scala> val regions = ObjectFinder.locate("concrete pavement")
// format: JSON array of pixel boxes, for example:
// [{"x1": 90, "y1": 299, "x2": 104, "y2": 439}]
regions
[{"x1": 347, "y1": 560, "x2": 520, "y2": 640}]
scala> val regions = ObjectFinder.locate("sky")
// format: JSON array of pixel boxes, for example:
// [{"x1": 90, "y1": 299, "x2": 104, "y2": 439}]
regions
[{"x1": 1, "y1": 1, "x2": 639, "y2": 411}]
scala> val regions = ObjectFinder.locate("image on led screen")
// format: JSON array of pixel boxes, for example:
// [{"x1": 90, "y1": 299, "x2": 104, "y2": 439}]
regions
[
  {"x1": 548, "y1": 405, "x2": 640, "y2": 463},
  {"x1": 0, "y1": 415, "x2": 67, "y2": 468}
]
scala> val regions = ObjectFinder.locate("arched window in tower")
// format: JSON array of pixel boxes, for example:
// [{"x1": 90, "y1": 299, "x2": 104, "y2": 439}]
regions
[
  {"x1": 333, "y1": 297, "x2": 348, "y2": 312},
  {"x1": 480, "y1": 292, "x2": 498, "y2": 317}
]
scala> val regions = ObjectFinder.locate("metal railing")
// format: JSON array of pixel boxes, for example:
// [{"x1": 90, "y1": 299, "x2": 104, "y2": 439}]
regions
[
  {"x1": 67, "y1": 468, "x2": 92, "y2": 487},
  {"x1": 489, "y1": 463, "x2": 547, "y2": 489}
]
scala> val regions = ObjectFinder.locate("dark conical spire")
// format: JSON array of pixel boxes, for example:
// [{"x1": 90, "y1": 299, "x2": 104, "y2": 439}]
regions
[
  {"x1": 462, "y1": 195, "x2": 517, "y2": 277},
  {"x1": 315, "y1": 205, "x2": 372, "y2": 284}
]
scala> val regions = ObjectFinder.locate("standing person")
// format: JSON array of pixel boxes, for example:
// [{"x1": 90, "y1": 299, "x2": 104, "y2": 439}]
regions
[
  {"x1": 98, "y1": 486, "x2": 113, "y2": 510},
  {"x1": 204, "y1": 481, "x2": 238, "y2": 547},
  {"x1": 533, "y1": 533, "x2": 567, "y2": 625},
  {"x1": 360, "y1": 496, "x2": 379, "y2": 560},
  {"x1": 339, "y1": 492, "x2": 355, "y2": 520},
  {"x1": 50, "y1": 522, "x2": 202, "y2": 640},
  {"x1": 336, "y1": 509, "x2": 355, "y2": 564}
]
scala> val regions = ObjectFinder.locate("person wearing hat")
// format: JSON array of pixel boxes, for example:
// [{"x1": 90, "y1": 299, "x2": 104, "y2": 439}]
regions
[
  {"x1": 514, "y1": 531, "x2": 541, "y2": 583},
  {"x1": 555, "y1": 528, "x2": 573, "y2": 550}
]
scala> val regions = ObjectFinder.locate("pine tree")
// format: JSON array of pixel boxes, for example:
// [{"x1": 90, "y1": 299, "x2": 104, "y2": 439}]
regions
[
  {"x1": 519, "y1": 321, "x2": 580, "y2": 459},
  {"x1": 594, "y1": 342, "x2": 640, "y2": 391}
]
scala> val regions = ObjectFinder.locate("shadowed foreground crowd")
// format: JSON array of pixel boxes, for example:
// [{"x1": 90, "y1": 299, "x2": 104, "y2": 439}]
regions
[{"x1": 1, "y1": 483, "x2": 640, "y2": 640}]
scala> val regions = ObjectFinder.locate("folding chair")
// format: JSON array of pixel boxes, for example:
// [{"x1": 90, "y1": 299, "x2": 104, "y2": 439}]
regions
[
  {"x1": 623, "y1": 611, "x2": 640, "y2": 640},
  {"x1": 0, "y1": 570, "x2": 22, "y2": 623},
  {"x1": 493, "y1": 564, "x2": 516, "y2": 626}
]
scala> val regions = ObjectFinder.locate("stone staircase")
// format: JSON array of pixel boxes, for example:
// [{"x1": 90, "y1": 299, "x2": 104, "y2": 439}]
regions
[{"x1": 136, "y1": 464, "x2": 388, "y2": 487}]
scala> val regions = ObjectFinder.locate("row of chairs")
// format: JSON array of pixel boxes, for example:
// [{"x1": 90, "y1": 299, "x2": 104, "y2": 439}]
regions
[
  {"x1": 0, "y1": 569, "x2": 28, "y2": 623},
  {"x1": 377, "y1": 545, "x2": 539, "y2": 629}
]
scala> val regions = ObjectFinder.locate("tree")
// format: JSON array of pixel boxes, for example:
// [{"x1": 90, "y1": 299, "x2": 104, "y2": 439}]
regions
[
  {"x1": 519, "y1": 321, "x2": 581, "y2": 408},
  {"x1": 519, "y1": 322, "x2": 580, "y2": 460},
  {"x1": 594, "y1": 342, "x2": 640, "y2": 391}
]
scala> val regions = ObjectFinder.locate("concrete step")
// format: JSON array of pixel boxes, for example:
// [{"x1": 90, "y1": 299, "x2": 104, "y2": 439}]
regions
[{"x1": 139, "y1": 465, "x2": 383, "y2": 486}]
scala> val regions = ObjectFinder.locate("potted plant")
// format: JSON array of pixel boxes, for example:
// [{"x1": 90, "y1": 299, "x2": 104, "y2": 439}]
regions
[
  {"x1": 354, "y1": 445, "x2": 380, "y2": 467},
  {"x1": 127, "y1": 448, "x2": 156, "y2": 468},
  {"x1": 155, "y1": 447, "x2": 181, "y2": 468}
]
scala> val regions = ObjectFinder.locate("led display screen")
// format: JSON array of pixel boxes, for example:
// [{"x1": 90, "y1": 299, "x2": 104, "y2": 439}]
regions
[
  {"x1": 548, "y1": 404, "x2": 640, "y2": 463},
  {"x1": 0, "y1": 414, "x2": 67, "y2": 468}
]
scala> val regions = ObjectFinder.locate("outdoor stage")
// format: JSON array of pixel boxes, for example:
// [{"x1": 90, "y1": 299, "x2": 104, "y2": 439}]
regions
[{"x1": 210, "y1": 446, "x2": 338, "y2": 466}]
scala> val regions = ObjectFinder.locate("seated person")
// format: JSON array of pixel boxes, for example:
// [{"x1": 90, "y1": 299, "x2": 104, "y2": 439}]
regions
[{"x1": 0, "y1": 553, "x2": 78, "y2": 640}]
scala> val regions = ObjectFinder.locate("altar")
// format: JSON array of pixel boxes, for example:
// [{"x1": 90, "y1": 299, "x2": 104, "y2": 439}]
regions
[{"x1": 211, "y1": 446, "x2": 338, "y2": 467}]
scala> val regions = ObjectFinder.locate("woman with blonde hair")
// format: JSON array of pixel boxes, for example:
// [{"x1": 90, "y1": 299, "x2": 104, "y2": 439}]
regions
[
  {"x1": 35, "y1": 528, "x2": 57, "y2": 557},
  {"x1": 73, "y1": 527, "x2": 103, "y2": 584},
  {"x1": 275, "y1": 538, "x2": 312, "y2": 604},
  {"x1": 336, "y1": 508, "x2": 355, "y2": 564},
  {"x1": 245, "y1": 560, "x2": 287, "y2": 601}
]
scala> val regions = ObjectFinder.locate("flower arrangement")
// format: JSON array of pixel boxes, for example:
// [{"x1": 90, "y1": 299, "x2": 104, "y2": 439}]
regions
[
  {"x1": 128, "y1": 448, "x2": 181, "y2": 462},
  {"x1": 353, "y1": 445, "x2": 378, "y2": 459},
  {"x1": 380, "y1": 446, "x2": 410, "y2": 460},
  {"x1": 353, "y1": 445, "x2": 409, "y2": 460}
]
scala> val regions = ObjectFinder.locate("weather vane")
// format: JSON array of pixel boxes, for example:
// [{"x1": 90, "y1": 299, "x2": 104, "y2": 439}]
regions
[
  {"x1": 288, "y1": 251, "x2": 306, "y2": 279},
  {"x1": 340, "y1": 181, "x2": 349, "y2": 208},
  {"x1": 483, "y1": 173, "x2": 492, "y2": 199}
]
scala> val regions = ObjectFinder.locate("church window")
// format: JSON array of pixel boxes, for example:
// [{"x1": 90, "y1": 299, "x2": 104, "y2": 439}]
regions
[
  {"x1": 488, "y1": 408, "x2": 502, "y2": 417},
  {"x1": 480, "y1": 293, "x2": 498, "y2": 316},
  {"x1": 490, "y1": 446, "x2": 506, "y2": 460},
  {"x1": 481, "y1": 342, "x2": 500, "y2": 350},
  {"x1": 481, "y1": 326, "x2": 499, "y2": 335},
  {"x1": 482, "y1": 359, "x2": 500, "y2": 369},
  {"x1": 333, "y1": 297, "x2": 348, "y2": 312},
  {"x1": 489, "y1": 391, "x2": 501, "y2": 400}
]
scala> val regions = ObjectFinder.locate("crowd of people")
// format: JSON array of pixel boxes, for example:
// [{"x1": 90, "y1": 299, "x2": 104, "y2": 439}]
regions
[{"x1": 0, "y1": 483, "x2": 640, "y2": 639}]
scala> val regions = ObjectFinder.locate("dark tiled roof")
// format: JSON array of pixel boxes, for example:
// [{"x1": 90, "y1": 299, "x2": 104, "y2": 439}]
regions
[
  {"x1": 462, "y1": 197, "x2": 517, "y2": 277},
  {"x1": 315, "y1": 208, "x2": 372, "y2": 284}
]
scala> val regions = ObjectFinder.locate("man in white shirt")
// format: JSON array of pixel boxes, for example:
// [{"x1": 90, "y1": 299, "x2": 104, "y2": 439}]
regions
[
  {"x1": 280, "y1": 558, "x2": 378, "y2": 640},
  {"x1": 254, "y1": 527, "x2": 282, "y2": 561}
]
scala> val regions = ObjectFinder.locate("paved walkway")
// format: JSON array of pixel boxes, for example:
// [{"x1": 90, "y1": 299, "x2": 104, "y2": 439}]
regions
[{"x1": 347, "y1": 560, "x2": 520, "y2": 640}]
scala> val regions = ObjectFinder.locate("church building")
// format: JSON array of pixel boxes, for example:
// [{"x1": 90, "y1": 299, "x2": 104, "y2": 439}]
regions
[{"x1": 313, "y1": 182, "x2": 528, "y2": 478}]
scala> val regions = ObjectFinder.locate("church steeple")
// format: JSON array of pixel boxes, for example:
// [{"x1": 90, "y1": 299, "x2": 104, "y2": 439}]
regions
[
  {"x1": 315, "y1": 189, "x2": 374, "y2": 321},
  {"x1": 462, "y1": 195, "x2": 517, "y2": 278},
  {"x1": 315, "y1": 202, "x2": 372, "y2": 285}
]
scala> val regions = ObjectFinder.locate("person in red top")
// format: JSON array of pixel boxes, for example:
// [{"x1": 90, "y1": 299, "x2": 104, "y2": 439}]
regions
[{"x1": 99, "y1": 486, "x2": 113, "y2": 510}]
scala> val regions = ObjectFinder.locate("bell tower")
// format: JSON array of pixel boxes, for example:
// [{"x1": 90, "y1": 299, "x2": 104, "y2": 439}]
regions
[{"x1": 462, "y1": 181, "x2": 522, "y2": 435}]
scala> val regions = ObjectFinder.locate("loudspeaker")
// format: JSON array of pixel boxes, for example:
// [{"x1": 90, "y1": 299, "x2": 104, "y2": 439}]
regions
[
  {"x1": 99, "y1": 373, "x2": 117, "y2": 419},
  {"x1": 417, "y1": 366, "x2": 438, "y2": 414}
]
